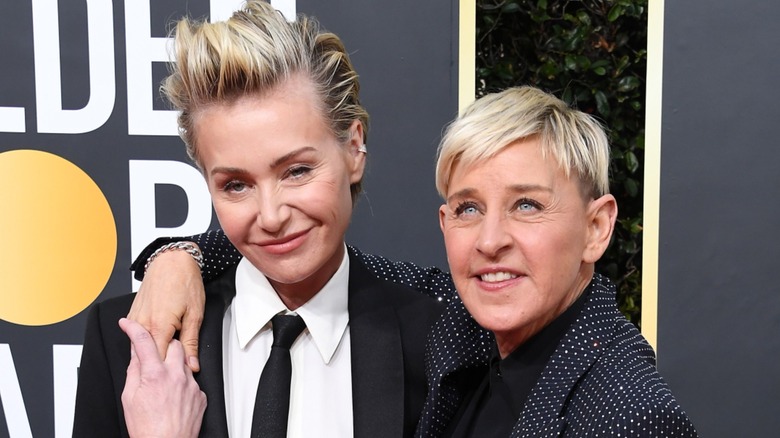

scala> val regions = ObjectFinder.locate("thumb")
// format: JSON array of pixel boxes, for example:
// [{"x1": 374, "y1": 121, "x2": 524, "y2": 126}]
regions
[
  {"x1": 125, "y1": 343, "x2": 140, "y2": 385},
  {"x1": 119, "y1": 318, "x2": 162, "y2": 374}
]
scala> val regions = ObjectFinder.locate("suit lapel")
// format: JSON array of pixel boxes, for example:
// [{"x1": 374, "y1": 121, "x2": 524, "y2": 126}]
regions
[
  {"x1": 347, "y1": 252, "x2": 406, "y2": 438},
  {"x1": 511, "y1": 275, "x2": 616, "y2": 437},
  {"x1": 416, "y1": 298, "x2": 491, "y2": 438},
  {"x1": 194, "y1": 268, "x2": 237, "y2": 437}
]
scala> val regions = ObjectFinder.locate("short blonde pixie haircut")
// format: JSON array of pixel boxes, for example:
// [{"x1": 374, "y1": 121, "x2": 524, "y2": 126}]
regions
[
  {"x1": 162, "y1": 0, "x2": 369, "y2": 201},
  {"x1": 435, "y1": 86, "x2": 610, "y2": 199}
]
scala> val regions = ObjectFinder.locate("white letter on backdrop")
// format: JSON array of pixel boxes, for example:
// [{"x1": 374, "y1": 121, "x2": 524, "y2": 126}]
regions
[
  {"x1": 124, "y1": 1, "x2": 176, "y2": 135},
  {"x1": 32, "y1": 0, "x2": 115, "y2": 134},
  {"x1": 53, "y1": 345, "x2": 82, "y2": 438},
  {"x1": 0, "y1": 344, "x2": 32, "y2": 438},
  {"x1": 128, "y1": 160, "x2": 212, "y2": 289},
  {"x1": 0, "y1": 107, "x2": 25, "y2": 133}
]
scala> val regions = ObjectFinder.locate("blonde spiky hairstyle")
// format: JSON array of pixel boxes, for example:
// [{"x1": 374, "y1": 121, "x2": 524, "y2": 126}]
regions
[
  {"x1": 436, "y1": 86, "x2": 610, "y2": 199},
  {"x1": 161, "y1": 0, "x2": 369, "y2": 201}
]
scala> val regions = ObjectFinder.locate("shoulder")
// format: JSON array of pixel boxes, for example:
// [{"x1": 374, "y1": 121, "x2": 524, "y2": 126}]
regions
[
  {"x1": 348, "y1": 251, "x2": 446, "y2": 336},
  {"x1": 350, "y1": 251, "x2": 444, "y2": 307},
  {"x1": 560, "y1": 332, "x2": 698, "y2": 436},
  {"x1": 348, "y1": 245, "x2": 456, "y2": 301},
  {"x1": 561, "y1": 282, "x2": 698, "y2": 436}
]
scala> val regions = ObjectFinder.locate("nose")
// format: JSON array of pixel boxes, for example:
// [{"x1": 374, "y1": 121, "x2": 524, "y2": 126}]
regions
[
  {"x1": 475, "y1": 212, "x2": 512, "y2": 259},
  {"x1": 254, "y1": 187, "x2": 291, "y2": 234}
]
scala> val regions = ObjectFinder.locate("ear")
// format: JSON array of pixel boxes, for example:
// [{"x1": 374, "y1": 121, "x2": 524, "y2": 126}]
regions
[
  {"x1": 582, "y1": 194, "x2": 618, "y2": 263},
  {"x1": 346, "y1": 120, "x2": 366, "y2": 184},
  {"x1": 438, "y1": 204, "x2": 448, "y2": 234}
]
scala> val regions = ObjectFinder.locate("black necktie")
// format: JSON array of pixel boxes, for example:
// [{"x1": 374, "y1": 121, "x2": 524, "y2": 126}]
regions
[{"x1": 251, "y1": 314, "x2": 307, "y2": 438}]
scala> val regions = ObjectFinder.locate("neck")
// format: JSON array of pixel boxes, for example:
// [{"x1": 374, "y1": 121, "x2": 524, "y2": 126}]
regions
[{"x1": 269, "y1": 245, "x2": 346, "y2": 310}]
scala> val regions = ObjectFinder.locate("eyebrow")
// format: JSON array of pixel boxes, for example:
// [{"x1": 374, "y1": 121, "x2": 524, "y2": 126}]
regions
[
  {"x1": 270, "y1": 146, "x2": 318, "y2": 168},
  {"x1": 447, "y1": 184, "x2": 552, "y2": 203},
  {"x1": 210, "y1": 166, "x2": 248, "y2": 177},
  {"x1": 209, "y1": 146, "x2": 318, "y2": 177}
]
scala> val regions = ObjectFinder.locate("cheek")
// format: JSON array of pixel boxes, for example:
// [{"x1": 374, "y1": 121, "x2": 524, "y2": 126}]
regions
[
  {"x1": 212, "y1": 200, "x2": 252, "y2": 238},
  {"x1": 443, "y1": 228, "x2": 473, "y2": 274},
  {"x1": 297, "y1": 180, "x2": 353, "y2": 224}
]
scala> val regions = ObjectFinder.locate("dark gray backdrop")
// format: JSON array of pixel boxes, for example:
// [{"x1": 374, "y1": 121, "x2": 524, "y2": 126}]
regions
[
  {"x1": 0, "y1": 1, "x2": 457, "y2": 436},
  {"x1": 657, "y1": 0, "x2": 780, "y2": 436}
]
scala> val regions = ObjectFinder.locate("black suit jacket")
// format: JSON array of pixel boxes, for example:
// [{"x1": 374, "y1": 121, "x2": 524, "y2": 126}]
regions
[
  {"x1": 73, "y1": 249, "x2": 443, "y2": 437},
  {"x1": 415, "y1": 274, "x2": 698, "y2": 437}
]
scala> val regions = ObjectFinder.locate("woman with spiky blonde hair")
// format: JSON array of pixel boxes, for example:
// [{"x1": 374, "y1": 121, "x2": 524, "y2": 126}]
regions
[{"x1": 73, "y1": 2, "x2": 443, "y2": 437}]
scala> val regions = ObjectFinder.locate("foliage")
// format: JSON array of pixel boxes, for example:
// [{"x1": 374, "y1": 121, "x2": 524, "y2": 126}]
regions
[{"x1": 475, "y1": 0, "x2": 647, "y2": 325}]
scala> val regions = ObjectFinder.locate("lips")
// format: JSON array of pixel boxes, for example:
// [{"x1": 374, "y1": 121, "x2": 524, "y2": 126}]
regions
[{"x1": 256, "y1": 229, "x2": 310, "y2": 255}]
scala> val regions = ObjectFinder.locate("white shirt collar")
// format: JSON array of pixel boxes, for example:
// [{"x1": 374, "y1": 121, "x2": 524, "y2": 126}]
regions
[{"x1": 233, "y1": 245, "x2": 350, "y2": 364}]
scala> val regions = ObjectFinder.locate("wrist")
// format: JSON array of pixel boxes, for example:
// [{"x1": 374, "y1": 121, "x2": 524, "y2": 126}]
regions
[{"x1": 144, "y1": 241, "x2": 204, "y2": 273}]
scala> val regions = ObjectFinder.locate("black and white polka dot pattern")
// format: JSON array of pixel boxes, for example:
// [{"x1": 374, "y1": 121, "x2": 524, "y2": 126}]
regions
[
  {"x1": 417, "y1": 274, "x2": 698, "y2": 437},
  {"x1": 134, "y1": 231, "x2": 696, "y2": 437}
]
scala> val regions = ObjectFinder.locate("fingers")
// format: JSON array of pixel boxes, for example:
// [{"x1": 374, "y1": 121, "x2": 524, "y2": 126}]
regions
[
  {"x1": 127, "y1": 249, "x2": 203, "y2": 361},
  {"x1": 127, "y1": 296, "x2": 179, "y2": 360},
  {"x1": 119, "y1": 318, "x2": 162, "y2": 373},
  {"x1": 179, "y1": 309, "x2": 204, "y2": 373},
  {"x1": 164, "y1": 337, "x2": 186, "y2": 369},
  {"x1": 151, "y1": 323, "x2": 179, "y2": 361}
]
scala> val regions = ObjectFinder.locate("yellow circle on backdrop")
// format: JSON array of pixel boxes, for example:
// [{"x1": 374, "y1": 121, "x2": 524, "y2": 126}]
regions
[{"x1": 0, "y1": 149, "x2": 117, "y2": 326}]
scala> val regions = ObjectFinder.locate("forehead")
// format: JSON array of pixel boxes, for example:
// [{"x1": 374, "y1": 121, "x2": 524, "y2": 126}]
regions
[
  {"x1": 191, "y1": 87, "x2": 340, "y2": 175},
  {"x1": 447, "y1": 138, "x2": 592, "y2": 200},
  {"x1": 449, "y1": 138, "x2": 549, "y2": 182}
]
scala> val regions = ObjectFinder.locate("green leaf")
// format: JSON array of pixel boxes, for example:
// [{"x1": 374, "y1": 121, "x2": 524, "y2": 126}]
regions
[
  {"x1": 625, "y1": 151, "x2": 639, "y2": 173},
  {"x1": 562, "y1": 87, "x2": 574, "y2": 105},
  {"x1": 502, "y1": 2, "x2": 521, "y2": 13},
  {"x1": 624, "y1": 178, "x2": 638, "y2": 197},
  {"x1": 594, "y1": 90, "x2": 610, "y2": 116},
  {"x1": 617, "y1": 76, "x2": 641, "y2": 92},
  {"x1": 608, "y1": 4, "x2": 625, "y2": 22},
  {"x1": 576, "y1": 55, "x2": 591, "y2": 70},
  {"x1": 565, "y1": 55, "x2": 578, "y2": 71},
  {"x1": 577, "y1": 10, "x2": 592, "y2": 26}
]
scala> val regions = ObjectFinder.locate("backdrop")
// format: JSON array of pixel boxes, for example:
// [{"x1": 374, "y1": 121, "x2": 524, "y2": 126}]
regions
[
  {"x1": 648, "y1": 0, "x2": 780, "y2": 435},
  {"x1": 0, "y1": 1, "x2": 461, "y2": 436}
]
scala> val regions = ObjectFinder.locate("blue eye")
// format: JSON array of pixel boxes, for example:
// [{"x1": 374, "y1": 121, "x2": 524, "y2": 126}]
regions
[
  {"x1": 516, "y1": 198, "x2": 541, "y2": 212},
  {"x1": 454, "y1": 202, "x2": 479, "y2": 217}
]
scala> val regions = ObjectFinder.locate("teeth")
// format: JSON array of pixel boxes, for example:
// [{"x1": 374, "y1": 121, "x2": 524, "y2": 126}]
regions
[{"x1": 480, "y1": 272, "x2": 517, "y2": 283}]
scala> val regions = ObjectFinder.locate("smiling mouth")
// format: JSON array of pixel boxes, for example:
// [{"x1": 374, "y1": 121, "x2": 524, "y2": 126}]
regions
[
  {"x1": 257, "y1": 229, "x2": 309, "y2": 254},
  {"x1": 479, "y1": 272, "x2": 518, "y2": 283}
]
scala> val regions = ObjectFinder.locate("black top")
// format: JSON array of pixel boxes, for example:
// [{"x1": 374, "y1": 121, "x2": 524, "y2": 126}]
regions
[{"x1": 448, "y1": 291, "x2": 588, "y2": 438}]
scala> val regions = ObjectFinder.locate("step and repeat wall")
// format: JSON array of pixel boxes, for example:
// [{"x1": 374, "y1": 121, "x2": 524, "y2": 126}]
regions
[
  {"x1": 0, "y1": 1, "x2": 460, "y2": 436},
  {"x1": 4, "y1": 0, "x2": 775, "y2": 436},
  {"x1": 650, "y1": 0, "x2": 780, "y2": 435}
]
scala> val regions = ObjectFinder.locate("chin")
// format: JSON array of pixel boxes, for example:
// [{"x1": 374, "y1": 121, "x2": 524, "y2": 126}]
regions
[{"x1": 467, "y1": 305, "x2": 523, "y2": 333}]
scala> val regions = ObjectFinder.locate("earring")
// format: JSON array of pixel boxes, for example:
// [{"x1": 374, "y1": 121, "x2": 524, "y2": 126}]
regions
[{"x1": 357, "y1": 144, "x2": 367, "y2": 153}]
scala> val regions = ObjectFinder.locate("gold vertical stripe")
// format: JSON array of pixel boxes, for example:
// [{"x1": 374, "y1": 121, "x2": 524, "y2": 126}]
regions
[
  {"x1": 641, "y1": 0, "x2": 665, "y2": 351},
  {"x1": 459, "y1": 0, "x2": 476, "y2": 111}
]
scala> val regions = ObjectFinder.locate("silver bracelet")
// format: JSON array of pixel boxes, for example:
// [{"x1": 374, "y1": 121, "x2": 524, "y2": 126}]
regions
[{"x1": 144, "y1": 241, "x2": 205, "y2": 273}]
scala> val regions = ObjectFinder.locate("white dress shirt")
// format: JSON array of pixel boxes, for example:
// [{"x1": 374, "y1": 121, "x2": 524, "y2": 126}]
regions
[{"x1": 222, "y1": 247, "x2": 353, "y2": 437}]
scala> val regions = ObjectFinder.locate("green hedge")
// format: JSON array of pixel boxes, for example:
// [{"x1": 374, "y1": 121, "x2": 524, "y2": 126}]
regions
[{"x1": 475, "y1": 0, "x2": 647, "y2": 325}]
